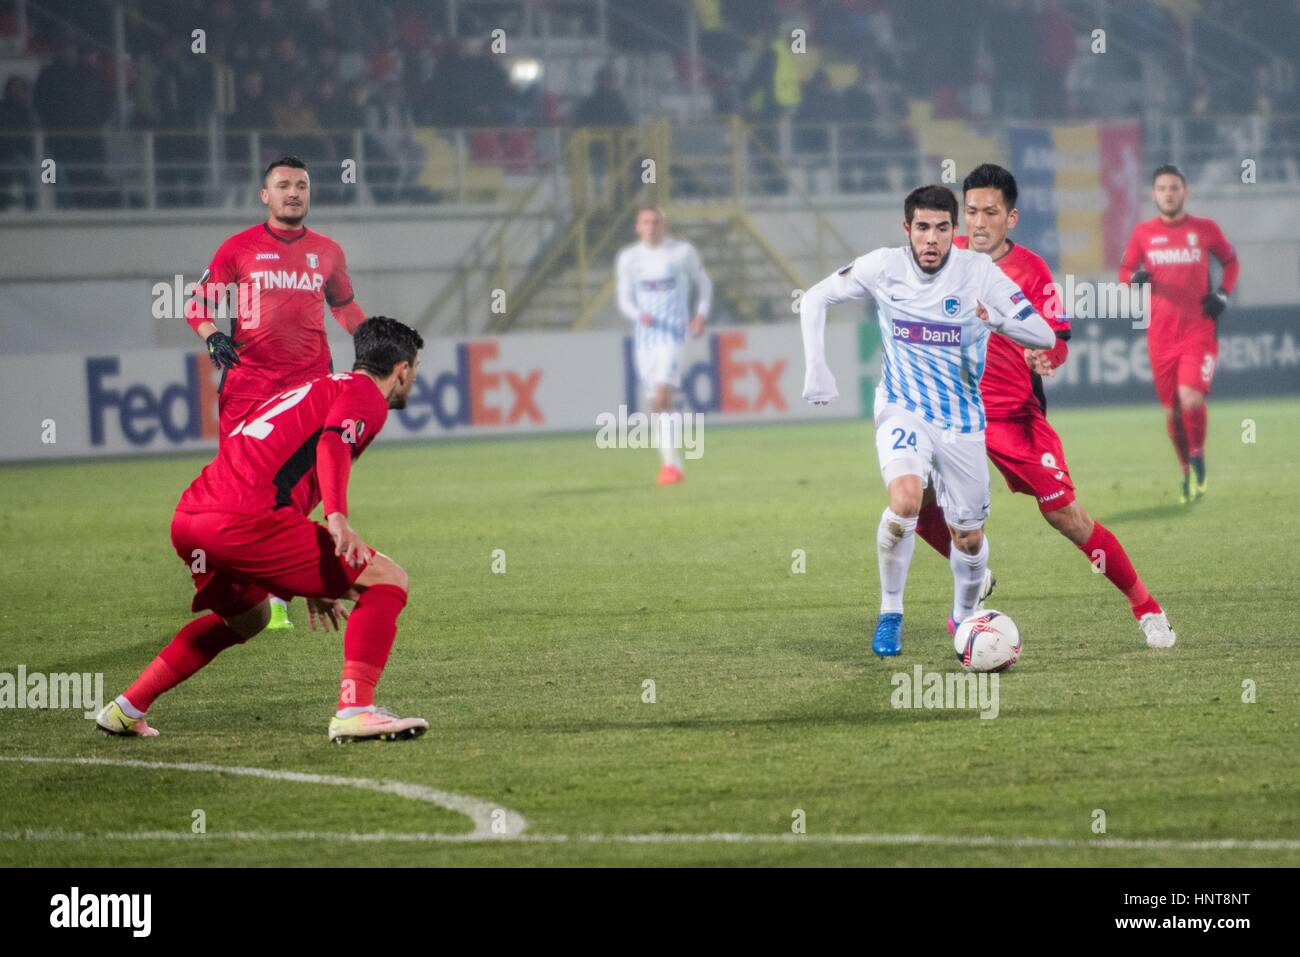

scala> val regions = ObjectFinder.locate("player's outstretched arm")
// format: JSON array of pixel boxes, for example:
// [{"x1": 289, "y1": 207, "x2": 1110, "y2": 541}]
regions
[{"x1": 800, "y1": 260, "x2": 873, "y2": 404}]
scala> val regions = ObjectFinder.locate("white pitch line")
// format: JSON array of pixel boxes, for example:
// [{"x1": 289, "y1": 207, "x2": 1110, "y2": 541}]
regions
[
  {"x1": 3, "y1": 757, "x2": 1296, "y2": 852},
  {"x1": 2, "y1": 830, "x2": 1298, "y2": 851},
  {"x1": 0, "y1": 755, "x2": 527, "y2": 839}
]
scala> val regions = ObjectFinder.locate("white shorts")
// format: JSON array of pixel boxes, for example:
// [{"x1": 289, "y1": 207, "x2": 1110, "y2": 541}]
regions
[
  {"x1": 873, "y1": 401, "x2": 990, "y2": 530},
  {"x1": 636, "y1": 342, "x2": 685, "y2": 396}
]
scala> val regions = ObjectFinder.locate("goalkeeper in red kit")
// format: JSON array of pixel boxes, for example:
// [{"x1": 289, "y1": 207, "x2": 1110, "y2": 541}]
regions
[
  {"x1": 1120, "y1": 164, "x2": 1239, "y2": 503},
  {"x1": 97, "y1": 317, "x2": 428, "y2": 742},
  {"x1": 186, "y1": 155, "x2": 368, "y2": 630},
  {"x1": 914, "y1": 165, "x2": 1175, "y2": 648}
]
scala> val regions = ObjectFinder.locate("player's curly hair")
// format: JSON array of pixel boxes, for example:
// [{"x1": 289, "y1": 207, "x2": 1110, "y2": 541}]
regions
[
  {"x1": 352, "y1": 316, "x2": 424, "y2": 377},
  {"x1": 904, "y1": 184, "x2": 958, "y2": 226}
]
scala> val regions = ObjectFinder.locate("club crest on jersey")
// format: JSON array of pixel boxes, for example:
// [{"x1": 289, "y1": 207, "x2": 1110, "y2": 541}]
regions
[
  {"x1": 307, "y1": 253, "x2": 319, "y2": 268},
  {"x1": 1010, "y1": 291, "x2": 1025, "y2": 305},
  {"x1": 943, "y1": 296, "x2": 961, "y2": 317},
  {"x1": 1187, "y1": 232, "x2": 1197, "y2": 247}
]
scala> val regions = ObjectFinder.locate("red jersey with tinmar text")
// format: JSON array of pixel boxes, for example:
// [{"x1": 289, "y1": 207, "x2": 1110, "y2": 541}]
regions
[
  {"x1": 185, "y1": 224, "x2": 366, "y2": 399},
  {"x1": 177, "y1": 373, "x2": 388, "y2": 519},
  {"x1": 954, "y1": 236, "x2": 1070, "y2": 420},
  {"x1": 1118, "y1": 214, "x2": 1239, "y2": 357}
]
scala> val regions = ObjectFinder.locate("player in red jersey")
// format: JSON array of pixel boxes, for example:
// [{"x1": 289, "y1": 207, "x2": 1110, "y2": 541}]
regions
[
  {"x1": 1119, "y1": 164, "x2": 1239, "y2": 503},
  {"x1": 186, "y1": 155, "x2": 368, "y2": 631},
  {"x1": 97, "y1": 317, "x2": 430, "y2": 742},
  {"x1": 914, "y1": 165, "x2": 1175, "y2": 648}
]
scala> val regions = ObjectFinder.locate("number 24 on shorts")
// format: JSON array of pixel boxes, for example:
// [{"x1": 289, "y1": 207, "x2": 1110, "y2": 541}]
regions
[{"x1": 891, "y1": 428, "x2": 918, "y2": 451}]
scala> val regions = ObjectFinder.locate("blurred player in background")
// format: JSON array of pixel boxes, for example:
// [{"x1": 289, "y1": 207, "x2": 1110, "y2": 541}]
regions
[
  {"x1": 1120, "y1": 164, "x2": 1239, "y2": 504},
  {"x1": 616, "y1": 206, "x2": 712, "y2": 484},
  {"x1": 801, "y1": 185, "x2": 1056, "y2": 657},
  {"x1": 97, "y1": 317, "x2": 427, "y2": 743},
  {"x1": 914, "y1": 164, "x2": 1175, "y2": 648},
  {"x1": 186, "y1": 155, "x2": 368, "y2": 630}
]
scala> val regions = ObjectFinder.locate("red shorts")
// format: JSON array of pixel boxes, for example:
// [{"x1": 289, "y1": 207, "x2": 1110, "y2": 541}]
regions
[
  {"x1": 1150, "y1": 338, "x2": 1218, "y2": 406},
  {"x1": 985, "y1": 413, "x2": 1076, "y2": 513},
  {"x1": 170, "y1": 509, "x2": 368, "y2": 618}
]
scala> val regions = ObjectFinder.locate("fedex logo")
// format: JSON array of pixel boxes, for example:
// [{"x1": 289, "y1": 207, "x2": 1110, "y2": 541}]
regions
[
  {"x1": 623, "y1": 331, "x2": 787, "y2": 414},
  {"x1": 87, "y1": 354, "x2": 220, "y2": 446},
  {"x1": 397, "y1": 340, "x2": 542, "y2": 432},
  {"x1": 891, "y1": 319, "x2": 961, "y2": 347}
]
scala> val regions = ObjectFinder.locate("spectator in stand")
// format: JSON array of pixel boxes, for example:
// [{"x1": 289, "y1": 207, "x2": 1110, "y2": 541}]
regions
[
  {"x1": 149, "y1": 34, "x2": 215, "y2": 207},
  {"x1": 574, "y1": 65, "x2": 632, "y2": 127},
  {"x1": 231, "y1": 69, "x2": 274, "y2": 132},
  {"x1": 461, "y1": 38, "x2": 515, "y2": 127},
  {"x1": 0, "y1": 75, "x2": 38, "y2": 211},
  {"x1": 33, "y1": 37, "x2": 111, "y2": 208},
  {"x1": 574, "y1": 64, "x2": 632, "y2": 200},
  {"x1": 793, "y1": 70, "x2": 840, "y2": 155},
  {"x1": 316, "y1": 77, "x2": 364, "y2": 202},
  {"x1": 270, "y1": 85, "x2": 327, "y2": 162},
  {"x1": 364, "y1": 73, "x2": 424, "y2": 202},
  {"x1": 1037, "y1": 0, "x2": 1076, "y2": 118}
]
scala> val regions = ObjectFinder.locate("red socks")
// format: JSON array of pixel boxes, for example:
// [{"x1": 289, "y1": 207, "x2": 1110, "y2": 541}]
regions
[
  {"x1": 915, "y1": 496, "x2": 952, "y2": 558},
  {"x1": 123, "y1": 612, "x2": 247, "y2": 712},
  {"x1": 338, "y1": 584, "x2": 408, "y2": 711},
  {"x1": 1165, "y1": 406, "x2": 1190, "y2": 472},
  {"x1": 1181, "y1": 403, "x2": 1207, "y2": 458},
  {"x1": 1078, "y1": 522, "x2": 1160, "y2": 620}
]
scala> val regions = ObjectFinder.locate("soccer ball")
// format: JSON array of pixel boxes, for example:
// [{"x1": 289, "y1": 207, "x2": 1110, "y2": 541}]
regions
[{"x1": 953, "y1": 610, "x2": 1021, "y2": 673}]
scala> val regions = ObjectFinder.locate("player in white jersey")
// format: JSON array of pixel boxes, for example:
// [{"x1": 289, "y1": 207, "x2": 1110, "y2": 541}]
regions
[
  {"x1": 800, "y1": 185, "x2": 1056, "y2": 657},
  {"x1": 615, "y1": 206, "x2": 713, "y2": 484}
]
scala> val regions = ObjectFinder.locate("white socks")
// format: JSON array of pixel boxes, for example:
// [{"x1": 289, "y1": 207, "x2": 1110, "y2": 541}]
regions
[
  {"x1": 655, "y1": 411, "x2": 681, "y2": 468},
  {"x1": 950, "y1": 535, "x2": 989, "y2": 623},
  {"x1": 877, "y1": 508, "x2": 918, "y2": 613}
]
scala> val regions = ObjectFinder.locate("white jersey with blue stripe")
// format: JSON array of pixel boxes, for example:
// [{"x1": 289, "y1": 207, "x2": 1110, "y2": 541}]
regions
[
  {"x1": 800, "y1": 245, "x2": 1054, "y2": 433},
  {"x1": 616, "y1": 238, "x2": 713, "y2": 349}
]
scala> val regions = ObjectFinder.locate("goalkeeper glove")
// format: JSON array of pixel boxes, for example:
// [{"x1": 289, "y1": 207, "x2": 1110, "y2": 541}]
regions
[
  {"x1": 205, "y1": 331, "x2": 241, "y2": 370},
  {"x1": 1129, "y1": 268, "x2": 1151, "y2": 285},
  {"x1": 1202, "y1": 290, "x2": 1228, "y2": 320}
]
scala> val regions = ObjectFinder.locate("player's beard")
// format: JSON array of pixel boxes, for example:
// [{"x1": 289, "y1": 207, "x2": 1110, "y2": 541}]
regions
[
  {"x1": 911, "y1": 246, "x2": 951, "y2": 275},
  {"x1": 276, "y1": 204, "x2": 307, "y2": 226}
]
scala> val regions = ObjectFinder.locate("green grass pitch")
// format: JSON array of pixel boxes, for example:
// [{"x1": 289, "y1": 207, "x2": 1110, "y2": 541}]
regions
[{"x1": 1, "y1": 397, "x2": 1297, "y2": 866}]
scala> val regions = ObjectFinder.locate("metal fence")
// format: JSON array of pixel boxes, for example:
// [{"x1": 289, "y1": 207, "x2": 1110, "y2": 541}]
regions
[{"x1": 1, "y1": 113, "x2": 1296, "y2": 213}]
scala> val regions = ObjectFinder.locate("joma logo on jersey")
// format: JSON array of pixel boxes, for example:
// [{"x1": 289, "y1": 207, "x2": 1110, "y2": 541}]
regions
[
  {"x1": 247, "y1": 270, "x2": 325, "y2": 292},
  {"x1": 891, "y1": 319, "x2": 961, "y2": 347}
]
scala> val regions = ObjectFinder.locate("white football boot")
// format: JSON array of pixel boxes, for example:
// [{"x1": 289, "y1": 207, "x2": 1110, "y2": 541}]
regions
[{"x1": 1139, "y1": 611, "x2": 1176, "y2": 648}]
